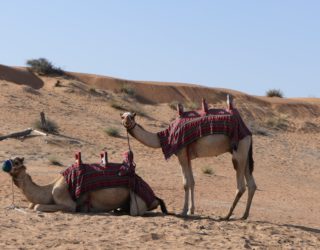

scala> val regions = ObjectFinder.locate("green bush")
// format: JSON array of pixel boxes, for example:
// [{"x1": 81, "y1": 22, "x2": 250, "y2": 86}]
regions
[
  {"x1": 266, "y1": 89, "x2": 283, "y2": 98},
  {"x1": 48, "y1": 156, "x2": 63, "y2": 166},
  {"x1": 202, "y1": 166, "x2": 214, "y2": 175},
  {"x1": 33, "y1": 118, "x2": 59, "y2": 133},
  {"x1": 265, "y1": 115, "x2": 289, "y2": 130},
  {"x1": 105, "y1": 127, "x2": 120, "y2": 137},
  {"x1": 110, "y1": 102, "x2": 126, "y2": 111},
  {"x1": 120, "y1": 84, "x2": 135, "y2": 96},
  {"x1": 26, "y1": 58, "x2": 64, "y2": 76}
]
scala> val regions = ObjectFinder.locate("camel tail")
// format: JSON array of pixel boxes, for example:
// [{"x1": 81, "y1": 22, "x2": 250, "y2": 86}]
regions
[
  {"x1": 248, "y1": 138, "x2": 254, "y2": 175},
  {"x1": 156, "y1": 197, "x2": 168, "y2": 214}
]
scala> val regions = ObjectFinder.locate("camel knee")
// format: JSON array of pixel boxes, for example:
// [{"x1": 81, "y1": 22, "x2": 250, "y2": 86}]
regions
[
  {"x1": 237, "y1": 185, "x2": 246, "y2": 195},
  {"x1": 246, "y1": 175, "x2": 257, "y2": 191},
  {"x1": 189, "y1": 178, "x2": 195, "y2": 188},
  {"x1": 239, "y1": 188, "x2": 246, "y2": 195},
  {"x1": 248, "y1": 182, "x2": 257, "y2": 192},
  {"x1": 183, "y1": 180, "x2": 188, "y2": 191}
]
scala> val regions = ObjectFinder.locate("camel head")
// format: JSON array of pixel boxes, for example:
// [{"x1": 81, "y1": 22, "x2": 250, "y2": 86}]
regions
[
  {"x1": 120, "y1": 112, "x2": 136, "y2": 130},
  {"x1": 2, "y1": 157, "x2": 26, "y2": 178}
]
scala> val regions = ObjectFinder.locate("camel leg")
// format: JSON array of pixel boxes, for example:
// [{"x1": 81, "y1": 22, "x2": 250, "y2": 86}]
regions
[
  {"x1": 222, "y1": 148, "x2": 247, "y2": 220},
  {"x1": 242, "y1": 162, "x2": 257, "y2": 220},
  {"x1": 178, "y1": 149, "x2": 193, "y2": 216},
  {"x1": 130, "y1": 191, "x2": 148, "y2": 216},
  {"x1": 51, "y1": 179, "x2": 77, "y2": 212},
  {"x1": 34, "y1": 204, "x2": 75, "y2": 212},
  {"x1": 187, "y1": 160, "x2": 195, "y2": 215}
]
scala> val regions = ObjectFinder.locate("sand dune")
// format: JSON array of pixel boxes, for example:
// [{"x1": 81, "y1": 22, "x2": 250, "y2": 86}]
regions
[
  {"x1": 0, "y1": 64, "x2": 44, "y2": 89},
  {"x1": 0, "y1": 65, "x2": 319, "y2": 249}
]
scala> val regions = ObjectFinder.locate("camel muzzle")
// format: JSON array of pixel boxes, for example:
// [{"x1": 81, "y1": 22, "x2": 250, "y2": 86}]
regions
[{"x1": 2, "y1": 160, "x2": 13, "y2": 173}]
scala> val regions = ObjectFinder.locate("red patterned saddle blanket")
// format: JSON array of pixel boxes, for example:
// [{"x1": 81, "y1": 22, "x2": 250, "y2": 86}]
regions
[
  {"x1": 157, "y1": 108, "x2": 251, "y2": 159},
  {"x1": 61, "y1": 152, "x2": 156, "y2": 207}
]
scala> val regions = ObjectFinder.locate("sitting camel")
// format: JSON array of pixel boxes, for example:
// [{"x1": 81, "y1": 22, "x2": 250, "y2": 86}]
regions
[
  {"x1": 2, "y1": 157, "x2": 167, "y2": 216},
  {"x1": 121, "y1": 98, "x2": 256, "y2": 219}
]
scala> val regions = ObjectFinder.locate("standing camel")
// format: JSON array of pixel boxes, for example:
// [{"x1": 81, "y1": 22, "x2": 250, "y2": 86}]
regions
[
  {"x1": 121, "y1": 99, "x2": 256, "y2": 219},
  {"x1": 2, "y1": 157, "x2": 167, "y2": 215}
]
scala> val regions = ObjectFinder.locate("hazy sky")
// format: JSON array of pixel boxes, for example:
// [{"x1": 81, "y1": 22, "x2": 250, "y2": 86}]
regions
[{"x1": 1, "y1": 1, "x2": 319, "y2": 97}]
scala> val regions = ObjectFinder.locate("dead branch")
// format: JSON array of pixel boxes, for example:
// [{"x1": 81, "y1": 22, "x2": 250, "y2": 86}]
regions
[
  {"x1": 0, "y1": 128, "x2": 48, "y2": 141},
  {"x1": 0, "y1": 129, "x2": 33, "y2": 141}
]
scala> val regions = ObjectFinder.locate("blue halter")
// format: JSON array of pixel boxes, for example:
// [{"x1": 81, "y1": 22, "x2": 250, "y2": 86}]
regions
[{"x1": 2, "y1": 160, "x2": 13, "y2": 172}]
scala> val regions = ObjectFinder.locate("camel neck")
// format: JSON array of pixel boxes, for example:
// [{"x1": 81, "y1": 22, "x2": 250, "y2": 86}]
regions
[
  {"x1": 14, "y1": 172, "x2": 54, "y2": 205},
  {"x1": 129, "y1": 124, "x2": 161, "y2": 148}
]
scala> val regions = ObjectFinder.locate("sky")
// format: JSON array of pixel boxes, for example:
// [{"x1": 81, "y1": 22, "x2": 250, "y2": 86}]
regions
[{"x1": 1, "y1": 0, "x2": 319, "y2": 98}]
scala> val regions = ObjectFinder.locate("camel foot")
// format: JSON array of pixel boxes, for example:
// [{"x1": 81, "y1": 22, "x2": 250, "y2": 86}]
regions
[
  {"x1": 219, "y1": 215, "x2": 231, "y2": 221},
  {"x1": 241, "y1": 214, "x2": 249, "y2": 220},
  {"x1": 187, "y1": 207, "x2": 195, "y2": 215},
  {"x1": 180, "y1": 210, "x2": 189, "y2": 217}
]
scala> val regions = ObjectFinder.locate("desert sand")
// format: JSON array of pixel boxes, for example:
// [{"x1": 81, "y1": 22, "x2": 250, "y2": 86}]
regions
[{"x1": 0, "y1": 64, "x2": 319, "y2": 249}]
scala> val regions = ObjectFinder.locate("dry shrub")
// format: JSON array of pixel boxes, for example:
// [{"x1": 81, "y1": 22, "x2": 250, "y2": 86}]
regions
[
  {"x1": 33, "y1": 118, "x2": 59, "y2": 133},
  {"x1": 105, "y1": 127, "x2": 120, "y2": 137},
  {"x1": 266, "y1": 89, "x2": 284, "y2": 98},
  {"x1": 26, "y1": 58, "x2": 64, "y2": 76},
  {"x1": 202, "y1": 166, "x2": 214, "y2": 175}
]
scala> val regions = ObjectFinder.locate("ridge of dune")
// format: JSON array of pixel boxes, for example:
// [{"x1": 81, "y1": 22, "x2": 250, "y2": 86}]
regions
[
  {"x1": 69, "y1": 71, "x2": 320, "y2": 120},
  {"x1": 1, "y1": 65, "x2": 319, "y2": 120},
  {"x1": 69, "y1": 71, "x2": 320, "y2": 105},
  {"x1": 0, "y1": 64, "x2": 44, "y2": 89}
]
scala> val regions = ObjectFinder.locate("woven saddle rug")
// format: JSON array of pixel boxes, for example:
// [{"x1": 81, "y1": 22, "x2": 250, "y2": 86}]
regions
[
  {"x1": 61, "y1": 162, "x2": 156, "y2": 208},
  {"x1": 157, "y1": 108, "x2": 252, "y2": 159}
]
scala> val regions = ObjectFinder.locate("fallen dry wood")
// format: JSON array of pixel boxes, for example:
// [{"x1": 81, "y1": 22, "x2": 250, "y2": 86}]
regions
[{"x1": 0, "y1": 128, "x2": 47, "y2": 141}]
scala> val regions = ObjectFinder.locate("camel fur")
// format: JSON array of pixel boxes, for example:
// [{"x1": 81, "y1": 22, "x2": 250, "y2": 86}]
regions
[
  {"x1": 5, "y1": 157, "x2": 167, "y2": 216},
  {"x1": 121, "y1": 99, "x2": 256, "y2": 219}
]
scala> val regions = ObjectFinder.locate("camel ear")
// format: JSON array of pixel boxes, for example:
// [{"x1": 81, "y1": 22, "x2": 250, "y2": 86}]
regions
[
  {"x1": 132, "y1": 112, "x2": 136, "y2": 118},
  {"x1": 20, "y1": 157, "x2": 24, "y2": 163},
  {"x1": 120, "y1": 113, "x2": 123, "y2": 118}
]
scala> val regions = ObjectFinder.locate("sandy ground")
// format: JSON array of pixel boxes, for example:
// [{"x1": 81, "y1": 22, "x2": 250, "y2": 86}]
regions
[{"x1": 0, "y1": 66, "x2": 319, "y2": 249}]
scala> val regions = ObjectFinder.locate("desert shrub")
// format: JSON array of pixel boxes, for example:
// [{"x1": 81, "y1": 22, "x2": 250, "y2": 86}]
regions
[
  {"x1": 265, "y1": 114, "x2": 289, "y2": 130},
  {"x1": 26, "y1": 58, "x2": 64, "y2": 76},
  {"x1": 202, "y1": 166, "x2": 214, "y2": 175},
  {"x1": 48, "y1": 156, "x2": 63, "y2": 166},
  {"x1": 33, "y1": 118, "x2": 59, "y2": 133},
  {"x1": 266, "y1": 89, "x2": 283, "y2": 98},
  {"x1": 89, "y1": 88, "x2": 97, "y2": 94},
  {"x1": 54, "y1": 80, "x2": 62, "y2": 87},
  {"x1": 120, "y1": 84, "x2": 135, "y2": 96},
  {"x1": 110, "y1": 101, "x2": 127, "y2": 111},
  {"x1": 105, "y1": 127, "x2": 120, "y2": 137}
]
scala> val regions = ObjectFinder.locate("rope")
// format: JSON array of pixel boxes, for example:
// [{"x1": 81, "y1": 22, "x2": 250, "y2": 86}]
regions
[
  {"x1": 8, "y1": 179, "x2": 16, "y2": 209},
  {"x1": 125, "y1": 129, "x2": 140, "y2": 215},
  {"x1": 126, "y1": 130, "x2": 132, "y2": 152},
  {"x1": 5, "y1": 179, "x2": 27, "y2": 214}
]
